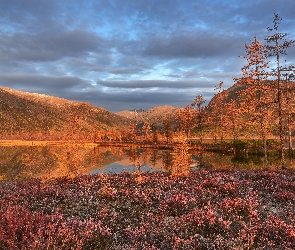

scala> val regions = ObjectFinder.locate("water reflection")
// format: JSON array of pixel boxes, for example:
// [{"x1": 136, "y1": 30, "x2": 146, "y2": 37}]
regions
[
  {"x1": 0, "y1": 145, "x2": 170, "y2": 181},
  {"x1": 90, "y1": 163, "x2": 155, "y2": 174},
  {"x1": 0, "y1": 144, "x2": 294, "y2": 181}
]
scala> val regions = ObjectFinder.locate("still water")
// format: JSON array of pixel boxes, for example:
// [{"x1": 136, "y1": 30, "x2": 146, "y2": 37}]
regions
[{"x1": 0, "y1": 144, "x2": 294, "y2": 181}]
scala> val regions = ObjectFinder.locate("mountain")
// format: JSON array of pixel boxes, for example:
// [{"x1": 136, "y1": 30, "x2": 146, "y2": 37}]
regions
[
  {"x1": 117, "y1": 105, "x2": 176, "y2": 124},
  {"x1": 0, "y1": 87, "x2": 130, "y2": 140}
]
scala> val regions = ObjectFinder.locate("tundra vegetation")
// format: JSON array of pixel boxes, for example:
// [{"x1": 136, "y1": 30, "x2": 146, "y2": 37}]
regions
[{"x1": 1, "y1": 171, "x2": 295, "y2": 249}]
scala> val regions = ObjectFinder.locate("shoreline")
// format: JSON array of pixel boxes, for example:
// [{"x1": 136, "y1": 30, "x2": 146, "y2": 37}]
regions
[{"x1": 0, "y1": 140, "x2": 97, "y2": 147}]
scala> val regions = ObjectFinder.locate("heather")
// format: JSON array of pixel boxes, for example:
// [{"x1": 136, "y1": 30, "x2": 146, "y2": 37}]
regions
[{"x1": 0, "y1": 170, "x2": 295, "y2": 249}]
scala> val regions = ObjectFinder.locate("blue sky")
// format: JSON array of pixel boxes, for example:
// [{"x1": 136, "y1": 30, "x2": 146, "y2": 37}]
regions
[{"x1": 0, "y1": 0, "x2": 295, "y2": 112}]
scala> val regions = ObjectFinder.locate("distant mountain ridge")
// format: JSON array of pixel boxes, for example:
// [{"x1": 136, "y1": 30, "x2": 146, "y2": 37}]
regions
[{"x1": 117, "y1": 105, "x2": 176, "y2": 124}]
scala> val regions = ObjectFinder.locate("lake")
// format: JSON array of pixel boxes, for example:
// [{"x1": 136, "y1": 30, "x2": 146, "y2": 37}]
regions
[{"x1": 0, "y1": 143, "x2": 294, "y2": 181}]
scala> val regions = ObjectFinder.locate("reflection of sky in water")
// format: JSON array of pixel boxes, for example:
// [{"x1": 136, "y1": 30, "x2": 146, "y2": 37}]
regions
[
  {"x1": 2, "y1": 144, "x2": 295, "y2": 181},
  {"x1": 91, "y1": 163, "x2": 159, "y2": 174}
]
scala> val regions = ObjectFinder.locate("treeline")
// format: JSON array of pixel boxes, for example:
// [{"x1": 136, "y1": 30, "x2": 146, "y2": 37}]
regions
[
  {"x1": 103, "y1": 14, "x2": 294, "y2": 170},
  {"x1": 175, "y1": 14, "x2": 295, "y2": 169}
]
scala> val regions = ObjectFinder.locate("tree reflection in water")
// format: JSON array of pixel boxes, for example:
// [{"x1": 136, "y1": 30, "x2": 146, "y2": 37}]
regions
[{"x1": 0, "y1": 144, "x2": 294, "y2": 181}]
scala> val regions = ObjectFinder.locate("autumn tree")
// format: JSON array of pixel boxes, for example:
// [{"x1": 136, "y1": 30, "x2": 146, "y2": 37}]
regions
[
  {"x1": 152, "y1": 127, "x2": 159, "y2": 144},
  {"x1": 213, "y1": 81, "x2": 224, "y2": 140},
  {"x1": 282, "y1": 70, "x2": 295, "y2": 154},
  {"x1": 208, "y1": 81, "x2": 226, "y2": 142},
  {"x1": 264, "y1": 13, "x2": 295, "y2": 169},
  {"x1": 162, "y1": 114, "x2": 174, "y2": 144},
  {"x1": 142, "y1": 121, "x2": 152, "y2": 143},
  {"x1": 191, "y1": 94, "x2": 206, "y2": 143},
  {"x1": 239, "y1": 36, "x2": 272, "y2": 169},
  {"x1": 119, "y1": 127, "x2": 129, "y2": 142},
  {"x1": 223, "y1": 98, "x2": 242, "y2": 140},
  {"x1": 128, "y1": 122, "x2": 137, "y2": 142},
  {"x1": 174, "y1": 105, "x2": 196, "y2": 138}
]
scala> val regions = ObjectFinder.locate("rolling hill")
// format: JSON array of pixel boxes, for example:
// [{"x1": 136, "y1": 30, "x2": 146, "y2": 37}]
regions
[{"x1": 0, "y1": 87, "x2": 131, "y2": 140}]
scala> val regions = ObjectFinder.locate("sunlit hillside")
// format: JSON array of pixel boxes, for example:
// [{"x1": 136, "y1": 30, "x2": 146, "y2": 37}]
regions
[
  {"x1": 0, "y1": 87, "x2": 131, "y2": 140},
  {"x1": 206, "y1": 80, "x2": 295, "y2": 138}
]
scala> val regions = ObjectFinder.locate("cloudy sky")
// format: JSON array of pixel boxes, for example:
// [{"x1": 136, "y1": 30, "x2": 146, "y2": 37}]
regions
[{"x1": 1, "y1": 0, "x2": 295, "y2": 112}]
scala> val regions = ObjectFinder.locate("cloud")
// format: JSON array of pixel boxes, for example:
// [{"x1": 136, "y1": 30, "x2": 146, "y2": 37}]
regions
[
  {"x1": 109, "y1": 68, "x2": 145, "y2": 75},
  {"x1": 0, "y1": 30, "x2": 107, "y2": 62},
  {"x1": 141, "y1": 32, "x2": 244, "y2": 59},
  {"x1": 70, "y1": 87, "x2": 205, "y2": 112},
  {"x1": 96, "y1": 79, "x2": 212, "y2": 89},
  {"x1": 0, "y1": 73, "x2": 90, "y2": 93}
]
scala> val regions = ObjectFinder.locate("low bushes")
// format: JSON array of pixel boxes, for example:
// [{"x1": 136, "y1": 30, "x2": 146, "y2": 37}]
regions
[{"x1": 0, "y1": 170, "x2": 294, "y2": 249}]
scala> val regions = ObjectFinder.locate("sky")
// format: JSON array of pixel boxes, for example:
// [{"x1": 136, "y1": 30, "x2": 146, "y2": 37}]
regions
[{"x1": 1, "y1": 0, "x2": 295, "y2": 112}]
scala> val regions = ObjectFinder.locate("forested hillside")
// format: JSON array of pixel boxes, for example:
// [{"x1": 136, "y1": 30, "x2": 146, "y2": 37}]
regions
[{"x1": 206, "y1": 79, "x2": 295, "y2": 139}]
